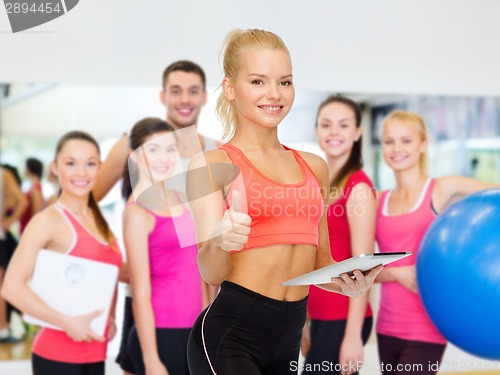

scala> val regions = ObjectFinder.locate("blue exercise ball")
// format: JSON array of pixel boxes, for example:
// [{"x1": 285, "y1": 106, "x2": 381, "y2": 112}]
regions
[{"x1": 417, "y1": 188, "x2": 500, "y2": 360}]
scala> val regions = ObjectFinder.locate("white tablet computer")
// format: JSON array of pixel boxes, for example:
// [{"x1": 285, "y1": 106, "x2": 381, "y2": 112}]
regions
[
  {"x1": 281, "y1": 252, "x2": 412, "y2": 286},
  {"x1": 24, "y1": 250, "x2": 119, "y2": 336}
]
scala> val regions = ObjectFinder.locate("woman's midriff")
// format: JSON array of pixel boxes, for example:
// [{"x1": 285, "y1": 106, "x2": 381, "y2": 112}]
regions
[{"x1": 226, "y1": 244, "x2": 316, "y2": 301}]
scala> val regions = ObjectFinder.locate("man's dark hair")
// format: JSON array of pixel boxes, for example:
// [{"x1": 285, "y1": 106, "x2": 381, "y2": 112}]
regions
[
  {"x1": 26, "y1": 157, "x2": 44, "y2": 179},
  {"x1": 162, "y1": 60, "x2": 206, "y2": 90}
]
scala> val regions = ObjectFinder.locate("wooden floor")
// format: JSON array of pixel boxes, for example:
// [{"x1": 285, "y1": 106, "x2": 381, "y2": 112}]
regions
[{"x1": 0, "y1": 337, "x2": 34, "y2": 361}]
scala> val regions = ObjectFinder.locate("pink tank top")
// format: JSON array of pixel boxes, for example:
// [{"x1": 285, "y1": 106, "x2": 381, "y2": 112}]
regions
[
  {"x1": 32, "y1": 204, "x2": 122, "y2": 363},
  {"x1": 20, "y1": 181, "x2": 44, "y2": 234},
  {"x1": 376, "y1": 179, "x2": 446, "y2": 344},
  {"x1": 137, "y1": 202, "x2": 202, "y2": 328},
  {"x1": 308, "y1": 170, "x2": 374, "y2": 320}
]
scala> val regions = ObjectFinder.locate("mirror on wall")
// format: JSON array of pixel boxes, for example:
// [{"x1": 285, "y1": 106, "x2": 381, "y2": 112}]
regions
[{"x1": 368, "y1": 96, "x2": 500, "y2": 190}]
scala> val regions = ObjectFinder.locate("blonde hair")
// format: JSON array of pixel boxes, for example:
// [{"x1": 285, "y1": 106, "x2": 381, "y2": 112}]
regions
[
  {"x1": 382, "y1": 110, "x2": 429, "y2": 175},
  {"x1": 216, "y1": 29, "x2": 291, "y2": 141}
]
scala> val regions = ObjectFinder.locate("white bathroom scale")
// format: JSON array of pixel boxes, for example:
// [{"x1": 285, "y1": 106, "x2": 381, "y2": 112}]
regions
[
  {"x1": 281, "y1": 252, "x2": 412, "y2": 286},
  {"x1": 24, "y1": 250, "x2": 119, "y2": 336}
]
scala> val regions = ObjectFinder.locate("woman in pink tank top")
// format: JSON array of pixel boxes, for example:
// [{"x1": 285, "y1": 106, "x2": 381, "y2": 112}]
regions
[
  {"x1": 121, "y1": 118, "x2": 205, "y2": 375},
  {"x1": 303, "y1": 96, "x2": 377, "y2": 375},
  {"x1": 375, "y1": 110, "x2": 499, "y2": 375},
  {"x1": 1, "y1": 131, "x2": 122, "y2": 375}
]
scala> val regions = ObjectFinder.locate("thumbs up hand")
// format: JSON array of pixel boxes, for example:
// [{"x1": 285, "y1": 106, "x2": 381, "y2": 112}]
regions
[{"x1": 215, "y1": 190, "x2": 252, "y2": 252}]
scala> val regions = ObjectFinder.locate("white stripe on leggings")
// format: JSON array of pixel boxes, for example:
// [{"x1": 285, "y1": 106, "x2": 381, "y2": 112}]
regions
[{"x1": 201, "y1": 302, "x2": 217, "y2": 375}]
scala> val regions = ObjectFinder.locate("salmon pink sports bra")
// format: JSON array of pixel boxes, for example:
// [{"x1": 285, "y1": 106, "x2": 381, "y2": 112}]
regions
[{"x1": 221, "y1": 143, "x2": 324, "y2": 253}]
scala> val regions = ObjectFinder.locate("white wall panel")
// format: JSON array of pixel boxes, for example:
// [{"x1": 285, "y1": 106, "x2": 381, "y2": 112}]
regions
[{"x1": 1, "y1": 0, "x2": 500, "y2": 96}]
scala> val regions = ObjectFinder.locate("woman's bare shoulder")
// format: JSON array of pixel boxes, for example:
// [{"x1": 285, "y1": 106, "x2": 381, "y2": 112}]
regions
[{"x1": 295, "y1": 150, "x2": 328, "y2": 182}]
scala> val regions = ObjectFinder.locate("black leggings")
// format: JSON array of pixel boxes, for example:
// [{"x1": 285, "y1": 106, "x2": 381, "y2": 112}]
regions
[
  {"x1": 128, "y1": 324, "x2": 191, "y2": 375},
  {"x1": 32, "y1": 353, "x2": 104, "y2": 375},
  {"x1": 377, "y1": 333, "x2": 447, "y2": 375},
  {"x1": 1, "y1": 231, "x2": 20, "y2": 320},
  {"x1": 187, "y1": 281, "x2": 308, "y2": 375},
  {"x1": 115, "y1": 296, "x2": 135, "y2": 373},
  {"x1": 303, "y1": 317, "x2": 373, "y2": 374},
  {"x1": 0, "y1": 230, "x2": 17, "y2": 268}
]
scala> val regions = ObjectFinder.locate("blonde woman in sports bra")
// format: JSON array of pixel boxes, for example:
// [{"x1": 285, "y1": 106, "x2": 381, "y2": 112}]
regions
[{"x1": 186, "y1": 29, "x2": 383, "y2": 375}]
